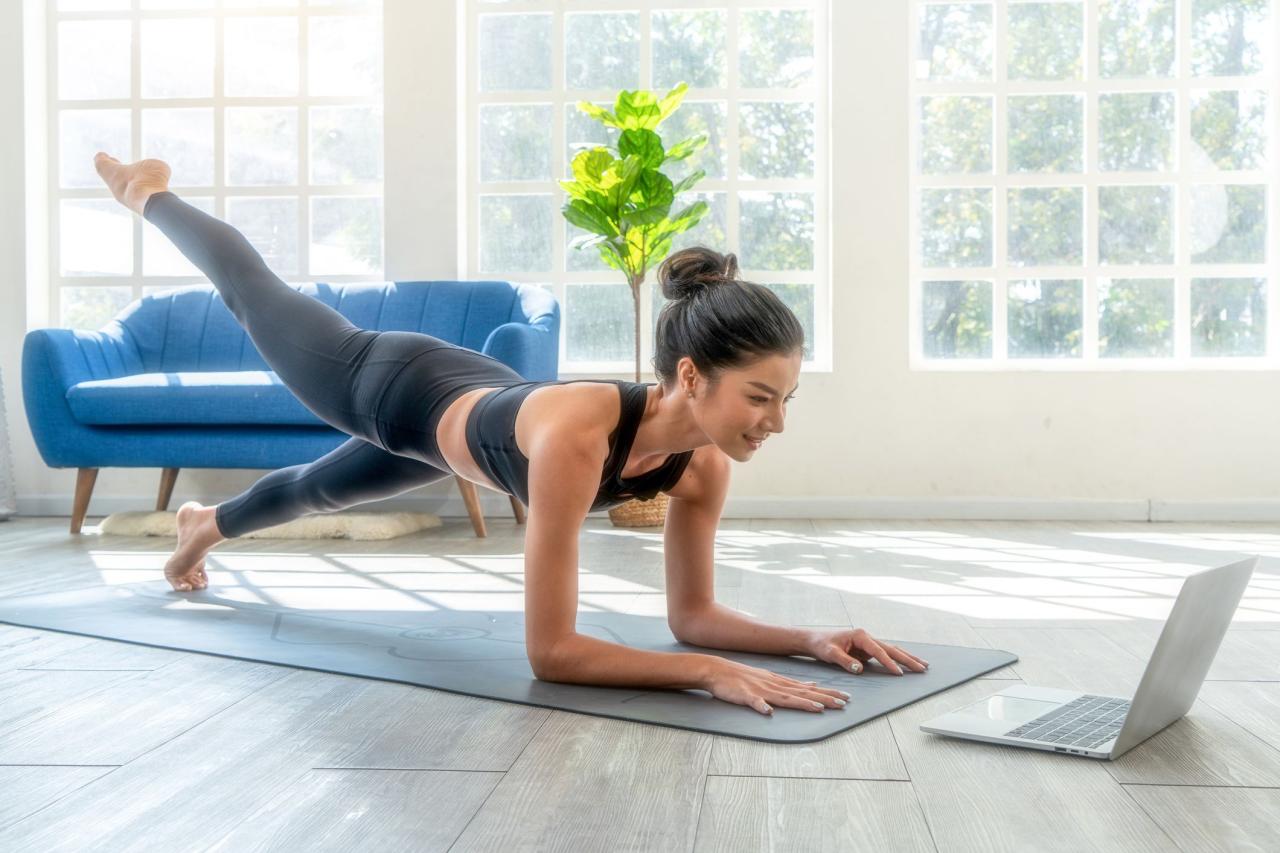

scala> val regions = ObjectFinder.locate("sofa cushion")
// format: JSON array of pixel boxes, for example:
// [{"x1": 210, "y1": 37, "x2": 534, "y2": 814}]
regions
[{"x1": 66, "y1": 371, "x2": 322, "y2": 426}]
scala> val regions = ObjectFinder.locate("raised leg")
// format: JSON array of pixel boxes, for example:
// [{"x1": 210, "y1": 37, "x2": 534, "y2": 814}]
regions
[{"x1": 94, "y1": 154, "x2": 420, "y2": 450}]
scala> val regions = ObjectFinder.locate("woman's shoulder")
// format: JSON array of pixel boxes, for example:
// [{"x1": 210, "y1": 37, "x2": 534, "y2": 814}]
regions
[
  {"x1": 528, "y1": 379, "x2": 626, "y2": 421},
  {"x1": 515, "y1": 380, "x2": 625, "y2": 463},
  {"x1": 662, "y1": 443, "x2": 730, "y2": 503}
]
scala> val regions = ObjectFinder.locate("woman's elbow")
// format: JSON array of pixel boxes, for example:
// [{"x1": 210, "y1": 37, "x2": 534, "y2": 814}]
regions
[
  {"x1": 528, "y1": 652, "x2": 558, "y2": 681},
  {"x1": 526, "y1": 635, "x2": 571, "y2": 681}
]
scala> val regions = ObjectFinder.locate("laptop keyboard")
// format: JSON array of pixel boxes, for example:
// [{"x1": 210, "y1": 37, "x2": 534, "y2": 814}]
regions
[{"x1": 1003, "y1": 695, "x2": 1130, "y2": 750}]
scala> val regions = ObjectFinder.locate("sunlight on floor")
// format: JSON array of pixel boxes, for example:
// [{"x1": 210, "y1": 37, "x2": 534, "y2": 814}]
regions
[{"x1": 83, "y1": 523, "x2": 1280, "y2": 624}]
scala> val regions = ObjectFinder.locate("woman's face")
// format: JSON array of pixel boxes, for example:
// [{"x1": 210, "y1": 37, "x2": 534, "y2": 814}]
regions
[{"x1": 683, "y1": 351, "x2": 802, "y2": 461}]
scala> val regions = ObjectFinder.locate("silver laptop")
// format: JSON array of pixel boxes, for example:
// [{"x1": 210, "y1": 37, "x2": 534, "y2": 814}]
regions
[{"x1": 920, "y1": 556, "x2": 1257, "y2": 760}]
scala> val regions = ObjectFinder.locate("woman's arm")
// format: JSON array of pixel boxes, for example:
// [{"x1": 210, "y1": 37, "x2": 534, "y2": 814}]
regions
[
  {"x1": 528, "y1": 433, "x2": 849, "y2": 712},
  {"x1": 660, "y1": 448, "x2": 928, "y2": 676},
  {"x1": 521, "y1": 421, "x2": 717, "y2": 687},
  {"x1": 663, "y1": 445, "x2": 816, "y2": 656}
]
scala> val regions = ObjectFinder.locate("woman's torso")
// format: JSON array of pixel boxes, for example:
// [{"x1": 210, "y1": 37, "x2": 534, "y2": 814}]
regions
[{"x1": 435, "y1": 380, "x2": 692, "y2": 512}]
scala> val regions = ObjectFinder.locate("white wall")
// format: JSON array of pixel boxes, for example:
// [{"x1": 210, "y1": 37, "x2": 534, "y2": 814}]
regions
[
  {"x1": 3, "y1": 1, "x2": 39, "y2": 517},
  {"x1": 4, "y1": 0, "x2": 1278, "y2": 523}
]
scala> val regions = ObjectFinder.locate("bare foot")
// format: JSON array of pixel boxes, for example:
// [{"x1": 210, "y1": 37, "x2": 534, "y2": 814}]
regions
[
  {"x1": 93, "y1": 152, "x2": 171, "y2": 216},
  {"x1": 164, "y1": 501, "x2": 224, "y2": 592}
]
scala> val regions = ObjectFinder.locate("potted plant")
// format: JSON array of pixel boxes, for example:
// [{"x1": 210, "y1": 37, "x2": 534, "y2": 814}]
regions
[{"x1": 561, "y1": 83, "x2": 710, "y2": 527}]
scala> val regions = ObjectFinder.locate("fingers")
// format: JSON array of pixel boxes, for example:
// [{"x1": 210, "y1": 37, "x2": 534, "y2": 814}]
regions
[
  {"x1": 884, "y1": 643, "x2": 929, "y2": 672},
  {"x1": 773, "y1": 673, "x2": 849, "y2": 700},
  {"x1": 860, "y1": 636, "x2": 905, "y2": 675},
  {"x1": 737, "y1": 673, "x2": 853, "y2": 716},
  {"x1": 762, "y1": 679, "x2": 850, "y2": 713},
  {"x1": 761, "y1": 691, "x2": 827, "y2": 713},
  {"x1": 857, "y1": 639, "x2": 930, "y2": 675},
  {"x1": 823, "y1": 646, "x2": 864, "y2": 674}
]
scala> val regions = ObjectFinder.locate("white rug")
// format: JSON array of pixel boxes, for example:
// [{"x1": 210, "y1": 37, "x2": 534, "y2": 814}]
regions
[{"x1": 99, "y1": 510, "x2": 442, "y2": 540}]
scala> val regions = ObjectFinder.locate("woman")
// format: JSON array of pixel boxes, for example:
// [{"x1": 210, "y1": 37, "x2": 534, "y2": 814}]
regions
[{"x1": 93, "y1": 153, "x2": 928, "y2": 717}]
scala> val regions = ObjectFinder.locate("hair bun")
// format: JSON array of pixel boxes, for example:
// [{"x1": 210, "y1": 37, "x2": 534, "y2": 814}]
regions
[{"x1": 658, "y1": 247, "x2": 739, "y2": 301}]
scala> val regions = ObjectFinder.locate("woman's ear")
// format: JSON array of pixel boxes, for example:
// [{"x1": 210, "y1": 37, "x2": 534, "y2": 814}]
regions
[{"x1": 677, "y1": 356, "x2": 698, "y2": 397}]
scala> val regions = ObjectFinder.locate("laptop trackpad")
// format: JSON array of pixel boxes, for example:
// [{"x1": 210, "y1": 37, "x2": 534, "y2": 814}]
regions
[{"x1": 957, "y1": 694, "x2": 1060, "y2": 724}]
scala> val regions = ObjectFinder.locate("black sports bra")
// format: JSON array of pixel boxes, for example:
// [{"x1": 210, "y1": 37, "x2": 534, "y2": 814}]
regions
[{"x1": 463, "y1": 379, "x2": 694, "y2": 512}]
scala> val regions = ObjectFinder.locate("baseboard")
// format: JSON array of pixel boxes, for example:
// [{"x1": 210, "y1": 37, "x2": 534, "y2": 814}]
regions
[
  {"x1": 1149, "y1": 500, "x2": 1280, "y2": 522},
  {"x1": 15, "y1": 493, "x2": 1280, "y2": 522},
  {"x1": 721, "y1": 496, "x2": 1152, "y2": 520}
]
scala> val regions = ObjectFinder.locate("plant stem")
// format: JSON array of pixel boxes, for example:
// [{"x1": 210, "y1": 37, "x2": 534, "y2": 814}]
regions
[{"x1": 630, "y1": 271, "x2": 643, "y2": 382}]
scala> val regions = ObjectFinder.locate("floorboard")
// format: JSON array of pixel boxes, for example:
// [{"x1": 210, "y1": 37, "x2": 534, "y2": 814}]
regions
[{"x1": 0, "y1": 516, "x2": 1276, "y2": 851}]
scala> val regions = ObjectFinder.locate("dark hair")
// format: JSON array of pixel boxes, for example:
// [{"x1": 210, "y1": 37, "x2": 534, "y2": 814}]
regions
[{"x1": 653, "y1": 246, "x2": 805, "y2": 390}]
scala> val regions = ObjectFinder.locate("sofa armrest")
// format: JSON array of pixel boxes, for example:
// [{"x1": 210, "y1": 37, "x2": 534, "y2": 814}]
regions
[
  {"x1": 21, "y1": 327, "x2": 138, "y2": 468},
  {"x1": 482, "y1": 320, "x2": 559, "y2": 381},
  {"x1": 24, "y1": 327, "x2": 139, "y2": 387}
]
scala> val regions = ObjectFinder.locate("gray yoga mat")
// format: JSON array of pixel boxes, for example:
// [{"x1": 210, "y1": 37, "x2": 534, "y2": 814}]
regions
[{"x1": 0, "y1": 582, "x2": 1017, "y2": 743}]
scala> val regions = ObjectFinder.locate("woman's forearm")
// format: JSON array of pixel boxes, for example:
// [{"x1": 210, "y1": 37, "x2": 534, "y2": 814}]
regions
[
  {"x1": 536, "y1": 632, "x2": 716, "y2": 689},
  {"x1": 673, "y1": 602, "x2": 815, "y2": 657}
]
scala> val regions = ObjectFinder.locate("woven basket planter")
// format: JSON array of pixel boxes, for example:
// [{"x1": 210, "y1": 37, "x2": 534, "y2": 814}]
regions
[{"x1": 607, "y1": 492, "x2": 670, "y2": 528}]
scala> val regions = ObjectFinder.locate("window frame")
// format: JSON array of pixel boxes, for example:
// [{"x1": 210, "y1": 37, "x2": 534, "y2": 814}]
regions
[
  {"x1": 462, "y1": 0, "x2": 832, "y2": 376},
  {"x1": 908, "y1": 0, "x2": 1280, "y2": 371},
  {"x1": 45, "y1": 0, "x2": 386, "y2": 329}
]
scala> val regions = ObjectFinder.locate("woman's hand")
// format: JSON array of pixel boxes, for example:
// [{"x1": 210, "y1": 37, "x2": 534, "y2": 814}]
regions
[
  {"x1": 702, "y1": 657, "x2": 851, "y2": 716},
  {"x1": 803, "y1": 628, "x2": 930, "y2": 676}
]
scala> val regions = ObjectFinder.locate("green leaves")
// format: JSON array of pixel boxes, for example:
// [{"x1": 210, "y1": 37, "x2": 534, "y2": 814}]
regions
[
  {"x1": 575, "y1": 82, "x2": 691, "y2": 132},
  {"x1": 618, "y1": 129, "x2": 665, "y2": 169},
  {"x1": 570, "y1": 148, "x2": 616, "y2": 186},
  {"x1": 563, "y1": 197, "x2": 618, "y2": 238},
  {"x1": 560, "y1": 82, "x2": 711, "y2": 281},
  {"x1": 664, "y1": 134, "x2": 708, "y2": 163},
  {"x1": 623, "y1": 171, "x2": 675, "y2": 227},
  {"x1": 670, "y1": 169, "x2": 706, "y2": 197}
]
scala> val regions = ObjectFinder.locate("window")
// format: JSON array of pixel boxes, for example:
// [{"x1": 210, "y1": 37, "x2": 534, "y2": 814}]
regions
[
  {"x1": 464, "y1": 0, "x2": 830, "y2": 373},
  {"x1": 50, "y1": 0, "x2": 385, "y2": 331},
  {"x1": 910, "y1": 0, "x2": 1277, "y2": 368}
]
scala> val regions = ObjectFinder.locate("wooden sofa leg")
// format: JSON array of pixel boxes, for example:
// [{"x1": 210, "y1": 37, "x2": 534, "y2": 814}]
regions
[
  {"x1": 455, "y1": 476, "x2": 487, "y2": 538},
  {"x1": 71, "y1": 468, "x2": 98, "y2": 534},
  {"x1": 157, "y1": 468, "x2": 179, "y2": 511},
  {"x1": 509, "y1": 495, "x2": 526, "y2": 525}
]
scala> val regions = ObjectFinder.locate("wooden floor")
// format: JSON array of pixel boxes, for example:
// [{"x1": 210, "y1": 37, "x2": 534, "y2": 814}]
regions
[{"x1": 0, "y1": 515, "x2": 1278, "y2": 852}]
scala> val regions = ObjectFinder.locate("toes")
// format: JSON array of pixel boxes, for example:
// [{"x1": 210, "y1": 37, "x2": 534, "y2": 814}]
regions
[{"x1": 174, "y1": 573, "x2": 205, "y2": 591}]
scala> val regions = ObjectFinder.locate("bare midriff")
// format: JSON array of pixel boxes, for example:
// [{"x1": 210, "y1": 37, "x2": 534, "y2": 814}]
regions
[
  {"x1": 434, "y1": 386, "x2": 508, "y2": 492},
  {"x1": 433, "y1": 381, "x2": 671, "y2": 496}
]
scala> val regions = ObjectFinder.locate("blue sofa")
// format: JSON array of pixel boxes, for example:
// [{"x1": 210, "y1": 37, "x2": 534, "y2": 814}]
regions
[{"x1": 22, "y1": 280, "x2": 560, "y2": 536}]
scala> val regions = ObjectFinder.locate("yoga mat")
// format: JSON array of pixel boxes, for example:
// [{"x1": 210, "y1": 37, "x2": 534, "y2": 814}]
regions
[{"x1": 0, "y1": 583, "x2": 1017, "y2": 743}]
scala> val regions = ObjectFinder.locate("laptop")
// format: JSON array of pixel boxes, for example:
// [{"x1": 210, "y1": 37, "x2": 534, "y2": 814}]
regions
[{"x1": 920, "y1": 556, "x2": 1257, "y2": 760}]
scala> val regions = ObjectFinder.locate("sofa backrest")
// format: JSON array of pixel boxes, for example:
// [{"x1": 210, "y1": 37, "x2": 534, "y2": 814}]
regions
[{"x1": 114, "y1": 281, "x2": 559, "y2": 373}]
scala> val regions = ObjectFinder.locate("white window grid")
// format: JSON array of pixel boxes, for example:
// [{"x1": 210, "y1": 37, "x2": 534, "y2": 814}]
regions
[
  {"x1": 46, "y1": 0, "x2": 385, "y2": 327},
  {"x1": 463, "y1": 0, "x2": 832, "y2": 376},
  {"x1": 907, "y1": 0, "x2": 1280, "y2": 371}
]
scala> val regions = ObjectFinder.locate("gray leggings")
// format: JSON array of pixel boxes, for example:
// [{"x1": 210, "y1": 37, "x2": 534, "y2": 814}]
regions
[{"x1": 142, "y1": 191, "x2": 522, "y2": 538}]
